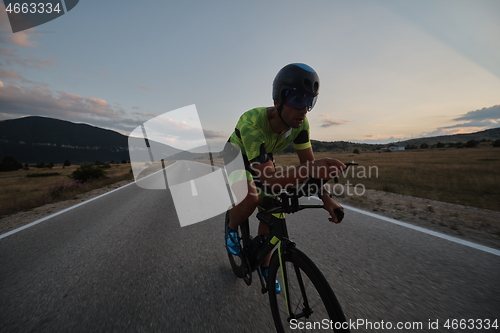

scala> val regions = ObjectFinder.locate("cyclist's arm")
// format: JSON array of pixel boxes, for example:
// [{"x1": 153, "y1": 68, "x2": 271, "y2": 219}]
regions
[
  {"x1": 251, "y1": 160, "x2": 309, "y2": 189},
  {"x1": 251, "y1": 157, "x2": 344, "y2": 189},
  {"x1": 296, "y1": 146, "x2": 315, "y2": 164}
]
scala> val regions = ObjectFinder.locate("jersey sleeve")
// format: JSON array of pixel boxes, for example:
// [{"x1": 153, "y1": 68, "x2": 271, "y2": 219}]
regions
[{"x1": 293, "y1": 118, "x2": 311, "y2": 150}]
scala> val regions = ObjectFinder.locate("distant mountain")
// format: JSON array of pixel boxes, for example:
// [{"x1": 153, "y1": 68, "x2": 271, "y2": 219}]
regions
[
  {"x1": 0, "y1": 116, "x2": 196, "y2": 164},
  {"x1": 286, "y1": 127, "x2": 500, "y2": 153},
  {"x1": 2, "y1": 116, "x2": 499, "y2": 163},
  {"x1": 389, "y1": 127, "x2": 500, "y2": 147}
]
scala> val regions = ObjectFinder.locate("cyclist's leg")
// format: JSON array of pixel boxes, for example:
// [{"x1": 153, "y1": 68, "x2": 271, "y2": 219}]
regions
[
  {"x1": 258, "y1": 221, "x2": 272, "y2": 266},
  {"x1": 228, "y1": 180, "x2": 260, "y2": 230}
]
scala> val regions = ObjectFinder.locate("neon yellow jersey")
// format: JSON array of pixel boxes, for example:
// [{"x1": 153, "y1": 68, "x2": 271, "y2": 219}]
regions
[{"x1": 229, "y1": 107, "x2": 311, "y2": 162}]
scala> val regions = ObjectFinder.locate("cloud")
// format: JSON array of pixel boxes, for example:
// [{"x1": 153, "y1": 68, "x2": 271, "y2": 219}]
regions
[
  {"x1": 138, "y1": 85, "x2": 154, "y2": 91},
  {"x1": 0, "y1": 80, "x2": 224, "y2": 139},
  {"x1": 0, "y1": 68, "x2": 49, "y2": 86},
  {"x1": 430, "y1": 104, "x2": 500, "y2": 133},
  {"x1": 203, "y1": 129, "x2": 226, "y2": 139},
  {"x1": 453, "y1": 104, "x2": 500, "y2": 122},
  {"x1": 0, "y1": 47, "x2": 57, "y2": 68},
  {"x1": 0, "y1": 68, "x2": 24, "y2": 80},
  {"x1": 0, "y1": 7, "x2": 57, "y2": 69},
  {"x1": 318, "y1": 114, "x2": 349, "y2": 128},
  {"x1": 0, "y1": 84, "x2": 123, "y2": 119},
  {"x1": 0, "y1": 81, "x2": 146, "y2": 134},
  {"x1": 0, "y1": 5, "x2": 37, "y2": 47}
]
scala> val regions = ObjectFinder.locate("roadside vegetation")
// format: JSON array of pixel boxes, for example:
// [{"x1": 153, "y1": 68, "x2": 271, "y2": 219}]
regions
[
  {"x1": 0, "y1": 162, "x2": 133, "y2": 217},
  {"x1": 1, "y1": 144, "x2": 499, "y2": 219},
  {"x1": 274, "y1": 145, "x2": 500, "y2": 212}
]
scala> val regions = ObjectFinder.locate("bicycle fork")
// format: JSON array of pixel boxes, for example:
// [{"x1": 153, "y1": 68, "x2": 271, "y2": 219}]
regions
[{"x1": 275, "y1": 241, "x2": 314, "y2": 321}]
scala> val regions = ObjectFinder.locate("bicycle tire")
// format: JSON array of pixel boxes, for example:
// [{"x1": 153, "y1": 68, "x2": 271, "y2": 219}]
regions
[
  {"x1": 268, "y1": 247, "x2": 349, "y2": 332},
  {"x1": 225, "y1": 210, "x2": 246, "y2": 278}
]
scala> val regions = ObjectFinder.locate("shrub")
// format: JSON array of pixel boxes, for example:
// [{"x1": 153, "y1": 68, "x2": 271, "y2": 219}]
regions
[
  {"x1": 70, "y1": 164, "x2": 108, "y2": 183},
  {"x1": 49, "y1": 180, "x2": 84, "y2": 198},
  {"x1": 492, "y1": 139, "x2": 500, "y2": 147},
  {"x1": 353, "y1": 149, "x2": 360, "y2": 154},
  {"x1": 26, "y1": 172, "x2": 61, "y2": 178},
  {"x1": 63, "y1": 159, "x2": 71, "y2": 167},
  {"x1": 420, "y1": 143, "x2": 429, "y2": 149}
]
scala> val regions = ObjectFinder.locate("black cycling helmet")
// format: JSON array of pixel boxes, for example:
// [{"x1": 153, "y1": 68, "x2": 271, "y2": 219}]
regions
[{"x1": 272, "y1": 63, "x2": 320, "y2": 104}]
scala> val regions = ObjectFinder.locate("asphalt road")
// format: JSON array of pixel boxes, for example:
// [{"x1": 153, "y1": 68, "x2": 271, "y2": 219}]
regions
[{"x1": 1, "y1": 182, "x2": 499, "y2": 332}]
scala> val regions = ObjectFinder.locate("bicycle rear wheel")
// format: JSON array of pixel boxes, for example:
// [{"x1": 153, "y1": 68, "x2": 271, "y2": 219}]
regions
[
  {"x1": 225, "y1": 210, "x2": 246, "y2": 278},
  {"x1": 268, "y1": 247, "x2": 349, "y2": 332}
]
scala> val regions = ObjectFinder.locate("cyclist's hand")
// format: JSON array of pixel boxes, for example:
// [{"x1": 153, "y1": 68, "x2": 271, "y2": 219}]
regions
[
  {"x1": 308, "y1": 158, "x2": 346, "y2": 180},
  {"x1": 322, "y1": 195, "x2": 344, "y2": 224}
]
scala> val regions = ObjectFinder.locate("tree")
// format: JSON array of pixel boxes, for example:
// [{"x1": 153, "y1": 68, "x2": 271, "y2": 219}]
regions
[
  {"x1": 63, "y1": 159, "x2": 71, "y2": 167},
  {"x1": 465, "y1": 140, "x2": 479, "y2": 148},
  {"x1": 493, "y1": 139, "x2": 500, "y2": 147},
  {"x1": 436, "y1": 142, "x2": 445, "y2": 148},
  {"x1": 0, "y1": 156, "x2": 23, "y2": 172},
  {"x1": 353, "y1": 149, "x2": 360, "y2": 154},
  {"x1": 420, "y1": 143, "x2": 429, "y2": 149}
]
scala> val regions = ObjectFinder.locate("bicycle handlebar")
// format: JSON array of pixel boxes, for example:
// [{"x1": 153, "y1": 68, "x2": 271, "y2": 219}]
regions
[{"x1": 258, "y1": 162, "x2": 358, "y2": 222}]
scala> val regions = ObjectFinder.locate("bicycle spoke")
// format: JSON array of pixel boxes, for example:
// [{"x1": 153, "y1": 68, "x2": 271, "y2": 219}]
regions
[
  {"x1": 276, "y1": 262, "x2": 331, "y2": 331},
  {"x1": 269, "y1": 248, "x2": 348, "y2": 332}
]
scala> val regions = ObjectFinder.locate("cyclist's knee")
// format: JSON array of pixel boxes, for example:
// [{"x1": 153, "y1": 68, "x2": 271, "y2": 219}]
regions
[{"x1": 240, "y1": 192, "x2": 259, "y2": 216}]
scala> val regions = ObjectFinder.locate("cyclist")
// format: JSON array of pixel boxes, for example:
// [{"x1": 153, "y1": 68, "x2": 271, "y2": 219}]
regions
[{"x1": 225, "y1": 63, "x2": 346, "y2": 292}]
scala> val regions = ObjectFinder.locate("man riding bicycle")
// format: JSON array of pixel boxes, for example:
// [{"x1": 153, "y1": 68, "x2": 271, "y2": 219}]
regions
[{"x1": 225, "y1": 63, "x2": 346, "y2": 292}]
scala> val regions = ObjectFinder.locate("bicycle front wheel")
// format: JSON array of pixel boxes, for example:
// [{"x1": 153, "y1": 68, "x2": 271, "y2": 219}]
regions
[{"x1": 268, "y1": 247, "x2": 349, "y2": 332}]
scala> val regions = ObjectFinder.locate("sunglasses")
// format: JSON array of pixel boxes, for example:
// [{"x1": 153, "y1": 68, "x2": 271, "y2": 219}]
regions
[{"x1": 284, "y1": 88, "x2": 317, "y2": 111}]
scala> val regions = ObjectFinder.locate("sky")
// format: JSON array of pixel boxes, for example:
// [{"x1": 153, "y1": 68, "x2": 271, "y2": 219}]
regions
[{"x1": 0, "y1": 0, "x2": 499, "y2": 151}]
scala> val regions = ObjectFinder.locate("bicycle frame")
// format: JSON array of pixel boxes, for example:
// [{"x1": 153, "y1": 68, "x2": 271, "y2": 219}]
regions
[{"x1": 241, "y1": 194, "x2": 324, "y2": 292}]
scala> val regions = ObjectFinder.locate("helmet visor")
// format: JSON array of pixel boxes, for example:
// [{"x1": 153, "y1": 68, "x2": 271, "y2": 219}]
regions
[{"x1": 284, "y1": 88, "x2": 317, "y2": 111}]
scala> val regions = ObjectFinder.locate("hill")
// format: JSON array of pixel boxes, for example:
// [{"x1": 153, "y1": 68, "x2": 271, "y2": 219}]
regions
[
  {"x1": 1, "y1": 116, "x2": 499, "y2": 163},
  {"x1": 391, "y1": 127, "x2": 500, "y2": 147},
  {"x1": 283, "y1": 128, "x2": 500, "y2": 153},
  {"x1": 0, "y1": 116, "x2": 194, "y2": 164},
  {"x1": 0, "y1": 116, "x2": 130, "y2": 164}
]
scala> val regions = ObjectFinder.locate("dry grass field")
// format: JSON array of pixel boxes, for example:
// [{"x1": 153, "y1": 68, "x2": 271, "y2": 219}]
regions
[
  {"x1": 274, "y1": 146, "x2": 500, "y2": 212},
  {"x1": 0, "y1": 163, "x2": 133, "y2": 218},
  {"x1": 1, "y1": 147, "x2": 498, "y2": 220}
]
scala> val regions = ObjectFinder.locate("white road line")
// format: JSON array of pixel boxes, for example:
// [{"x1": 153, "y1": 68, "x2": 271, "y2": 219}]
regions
[
  {"x1": 190, "y1": 180, "x2": 198, "y2": 196},
  {"x1": 3, "y1": 171, "x2": 499, "y2": 258},
  {"x1": 0, "y1": 162, "x2": 184, "y2": 240},
  {"x1": 343, "y1": 204, "x2": 500, "y2": 257},
  {"x1": 307, "y1": 196, "x2": 500, "y2": 256},
  {"x1": 0, "y1": 181, "x2": 138, "y2": 240}
]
